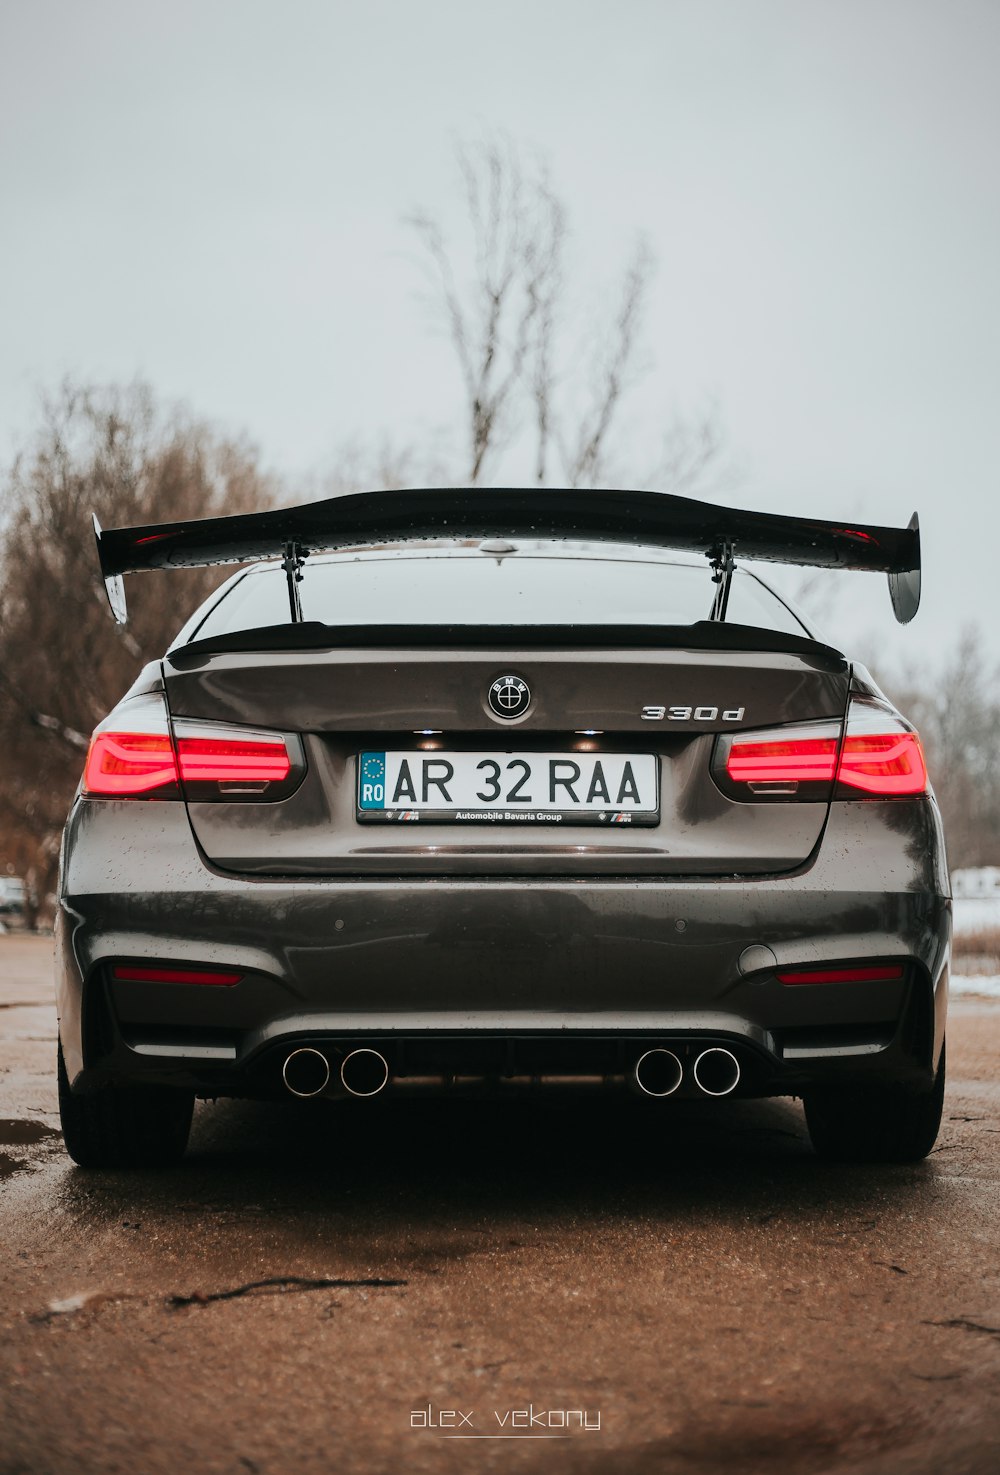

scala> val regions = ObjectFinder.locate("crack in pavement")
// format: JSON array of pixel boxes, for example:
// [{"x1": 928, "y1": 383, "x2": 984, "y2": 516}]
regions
[
  {"x1": 168, "y1": 1276, "x2": 409, "y2": 1308},
  {"x1": 31, "y1": 1276, "x2": 409, "y2": 1322}
]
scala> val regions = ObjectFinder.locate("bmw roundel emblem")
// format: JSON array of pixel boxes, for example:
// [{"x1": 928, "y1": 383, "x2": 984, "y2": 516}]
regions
[{"x1": 488, "y1": 674, "x2": 531, "y2": 720}]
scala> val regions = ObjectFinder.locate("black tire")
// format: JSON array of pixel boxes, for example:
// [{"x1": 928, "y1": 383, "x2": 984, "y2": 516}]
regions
[
  {"x1": 803, "y1": 1042, "x2": 946, "y2": 1164},
  {"x1": 58, "y1": 1041, "x2": 194, "y2": 1169}
]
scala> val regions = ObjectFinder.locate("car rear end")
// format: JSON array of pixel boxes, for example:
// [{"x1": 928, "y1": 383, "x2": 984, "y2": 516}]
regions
[{"x1": 56, "y1": 539, "x2": 949, "y2": 1166}]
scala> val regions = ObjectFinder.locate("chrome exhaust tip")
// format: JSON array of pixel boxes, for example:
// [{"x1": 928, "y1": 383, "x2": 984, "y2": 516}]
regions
[
  {"x1": 282, "y1": 1047, "x2": 331, "y2": 1098},
  {"x1": 340, "y1": 1048, "x2": 390, "y2": 1098},
  {"x1": 633, "y1": 1048, "x2": 684, "y2": 1098},
  {"x1": 692, "y1": 1047, "x2": 741, "y2": 1097}
]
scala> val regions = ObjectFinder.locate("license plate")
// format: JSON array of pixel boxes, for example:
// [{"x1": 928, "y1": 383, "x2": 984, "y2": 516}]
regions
[{"x1": 357, "y1": 751, "x2": 659, "y2": 825}]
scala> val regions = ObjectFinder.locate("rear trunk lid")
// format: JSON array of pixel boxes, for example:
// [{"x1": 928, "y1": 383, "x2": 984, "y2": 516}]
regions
[{"x1": 162, "y1": 629, "x2": 850, "y2": 877}]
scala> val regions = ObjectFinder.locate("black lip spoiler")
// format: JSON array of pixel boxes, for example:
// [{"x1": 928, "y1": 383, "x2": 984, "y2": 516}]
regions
[{"x1": 92, "y1": 486, "x2": 921, "y2": 626}]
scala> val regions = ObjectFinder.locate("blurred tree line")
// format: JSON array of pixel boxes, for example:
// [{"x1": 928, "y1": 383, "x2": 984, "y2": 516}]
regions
[
  {"x1": 0, "y1": 383, "x2": 276, "y2": 925},
  {"x1": 0, "y1": 140, "x2": 991, "y2": 925},
  {"x1": 883, "y1": 630, "x2": 1000, "y2": 869}
]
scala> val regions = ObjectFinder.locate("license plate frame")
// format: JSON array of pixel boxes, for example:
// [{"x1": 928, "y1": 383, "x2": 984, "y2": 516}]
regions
[{"x1": 356, "y1": 750, "x2": 659, "y2": 826}]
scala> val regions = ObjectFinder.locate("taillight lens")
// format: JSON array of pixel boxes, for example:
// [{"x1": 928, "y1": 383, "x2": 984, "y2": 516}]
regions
[
  {"x1": 175, "y1": 736, "x2": 291, "y2": 785},
  {"x1": 84, "y1": 732, "x2": 179, "y2": 796},
  {"x1": 717, "y1": 698, "x2": 928, "y2": 801},
  {"x1": 725, "y1": 722, "x2": 840, "y2": 790},
  {"x1": 83, "y1": 698, "x2": 302, "y2": 801},
  {"x1": 835, "y1": 701, "x2": 927, "y2": 796}
]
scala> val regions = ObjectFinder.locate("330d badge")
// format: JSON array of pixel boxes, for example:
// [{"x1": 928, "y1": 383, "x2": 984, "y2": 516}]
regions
[{"x1": 641, "y1": 704, "x2": 746, "y2": 721}]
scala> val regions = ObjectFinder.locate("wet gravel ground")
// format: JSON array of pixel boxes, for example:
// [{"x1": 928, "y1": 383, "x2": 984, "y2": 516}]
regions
[{"x1": 1, "y1": 934, "x2": 999, "y2": 1475}]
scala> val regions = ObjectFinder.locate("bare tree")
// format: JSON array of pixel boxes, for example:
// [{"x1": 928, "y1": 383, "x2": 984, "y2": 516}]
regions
[
  {"x1": 409, "y1": 138, "x2": 565, "y2": 483},
  {"x1": 409, "y1": 137, "x2": 707, "y2": 491},
  {"x1": 0, "y1": 380, "x2": 278, "y2": 925}
]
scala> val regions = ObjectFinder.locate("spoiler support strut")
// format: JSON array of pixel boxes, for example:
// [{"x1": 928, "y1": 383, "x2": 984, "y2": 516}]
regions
[
  {"x1": 280, "y1": 541, "x2": 306, "y2": 624},
  {"x1": 709, "y1": 542, "x2": 735, "y2": 622}
]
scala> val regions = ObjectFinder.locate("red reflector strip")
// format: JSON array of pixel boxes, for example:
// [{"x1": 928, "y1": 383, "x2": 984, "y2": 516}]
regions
[
  {"x1": 83, "y1": 733, "x2": 178, "y2": 795},
  {"x1": 777, "y1": 965, "x2": 904, "y2": 985},
  {"x1": 112, "y1": 966, "x2": 243, "y2": 986},
  {"x1": 726, "y1": 737, "x2": 839, "y2": 784},
  {"x1": 836, "y1": 731, "x2": 927, "y2": 796},
  {"x1": 176, "y1": 737, "x2": 291, "y2": 784}
]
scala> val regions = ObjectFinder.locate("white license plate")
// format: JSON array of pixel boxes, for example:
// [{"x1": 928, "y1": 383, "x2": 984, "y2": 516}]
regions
[{"x1": 357, "y1": 751, "x2": 659, "y2": 825}]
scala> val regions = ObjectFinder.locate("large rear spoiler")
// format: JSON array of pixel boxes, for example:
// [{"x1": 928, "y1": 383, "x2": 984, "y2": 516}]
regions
[{"x1": 93, "y1": 486, "x2": 921, "y2": 626}]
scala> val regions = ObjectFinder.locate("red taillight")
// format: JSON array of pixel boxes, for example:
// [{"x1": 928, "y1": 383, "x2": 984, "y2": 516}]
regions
[
  {"x1": 777, "y1": 964, "x2": 904, "y2": 985},
  {"x1": 84, "y1": 732, "x2": 179, "y2": 796},
  {"x1": 725, "y1": 732, "x2": 839, "y2": 786},
  {"x1": 176, "y1": 736, "x2": 291, "y2": 784},
  {"x1": 112, "y1": 965, "x2": 243, "y2": 986},
  {"x1": 836, "y1": 730, "x2": 927, "y2": 796},
  {"x1": 719, "y1": 700, "x2": 928, "y2": 800},
  {"x1": 83, "y1": 714, "x2": 295, "y2": 799}
]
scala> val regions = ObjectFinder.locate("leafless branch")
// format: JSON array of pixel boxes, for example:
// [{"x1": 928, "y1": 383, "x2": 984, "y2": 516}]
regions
[
  {"x1": 562, "y1": 240, "x2": 654, "y2": 487},
  {"x1": 409, "y1": 138, "x2": 564, "y2": 483}
]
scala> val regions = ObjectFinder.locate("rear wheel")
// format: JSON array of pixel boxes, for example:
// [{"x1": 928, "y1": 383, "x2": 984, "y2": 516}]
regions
[
  {"x1": 58, "y1": 1041, "x2": 194, "y2": 1169},
  {"x1": 803, "y1": 1043, "x2": 945, "y2": 1163}
]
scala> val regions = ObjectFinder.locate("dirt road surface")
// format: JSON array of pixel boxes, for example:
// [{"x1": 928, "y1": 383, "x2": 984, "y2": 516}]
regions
[{"x1": 1, "y1": 934, "x2": 998, "y2": 1475}]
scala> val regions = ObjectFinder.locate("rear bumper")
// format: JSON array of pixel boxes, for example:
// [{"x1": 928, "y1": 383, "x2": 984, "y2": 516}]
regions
[{"x1": 56, "y1": 795, "x2": 951, "y2": 1097}]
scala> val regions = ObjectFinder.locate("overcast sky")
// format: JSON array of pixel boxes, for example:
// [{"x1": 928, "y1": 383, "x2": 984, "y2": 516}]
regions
[{"x1": 1, "y1": 0, "x2": 997, "y2": 672}]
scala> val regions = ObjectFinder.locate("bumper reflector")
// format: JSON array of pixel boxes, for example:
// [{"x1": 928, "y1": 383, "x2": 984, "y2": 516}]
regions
[
  {"x1": 111, "y1": 965, "x2": 243, "y2": 986},
  {"x1": 777, "y1": 965, "x2": 904, "y2": 985}
]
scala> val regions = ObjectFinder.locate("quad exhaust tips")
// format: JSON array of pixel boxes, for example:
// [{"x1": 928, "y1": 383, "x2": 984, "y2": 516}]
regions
[
  {"x1": 281, "y1": 1046, "x2": 391, "y2": 1099},
  {"x1": 692, "y1": 1047, "x2": 741, "y2": 1097},
  {"x1": 633, "y1": 1048, "x2": 684, "y2": 1097},
  {"x1": 283, "y1": 1044, "x2": 738, "y2": 1099}
]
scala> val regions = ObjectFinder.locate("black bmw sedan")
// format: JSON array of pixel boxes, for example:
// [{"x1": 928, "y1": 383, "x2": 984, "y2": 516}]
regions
[{"x1": 55, "y1": 487, "x2": 948, "y2": 1167}]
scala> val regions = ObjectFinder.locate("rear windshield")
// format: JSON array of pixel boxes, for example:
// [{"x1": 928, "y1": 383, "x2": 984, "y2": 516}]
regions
[{"x1": 189, "y1": 546, "x2": 811, "y2": 641}]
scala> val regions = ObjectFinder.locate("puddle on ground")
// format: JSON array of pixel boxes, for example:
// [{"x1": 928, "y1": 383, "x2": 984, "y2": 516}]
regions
[{"x1": 0, "y1": 1119, "x2": 59, "y2": 1148}]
